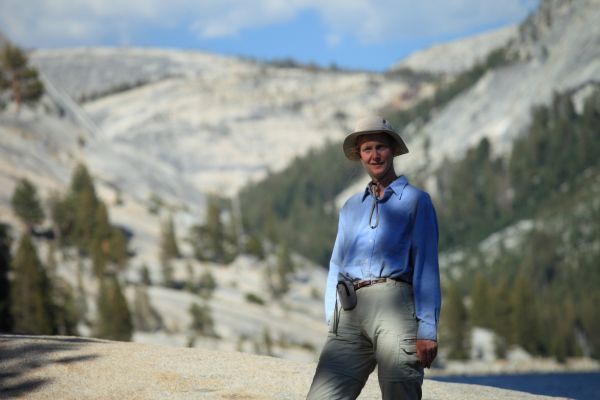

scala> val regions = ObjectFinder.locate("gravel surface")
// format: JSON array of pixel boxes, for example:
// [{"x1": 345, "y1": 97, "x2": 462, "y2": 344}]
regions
[{"x1": 0, "y1": 335, "x2": 568, "y2": 400}]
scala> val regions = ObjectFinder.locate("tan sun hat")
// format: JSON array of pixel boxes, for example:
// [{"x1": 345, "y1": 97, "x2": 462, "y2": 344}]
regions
[{"x1": 342, "y1": 115, "x2": 409, "y2": 161}]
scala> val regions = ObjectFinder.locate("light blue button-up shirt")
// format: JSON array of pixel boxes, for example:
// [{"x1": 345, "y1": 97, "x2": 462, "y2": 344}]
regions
[{"x1": 324, "y1": 175, "x2": 441, "y2": 340}]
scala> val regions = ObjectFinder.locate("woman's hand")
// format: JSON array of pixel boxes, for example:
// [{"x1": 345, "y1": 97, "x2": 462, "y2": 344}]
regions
[{"x1": 416, "y1": 339, "x2": 438, "y2": 368}]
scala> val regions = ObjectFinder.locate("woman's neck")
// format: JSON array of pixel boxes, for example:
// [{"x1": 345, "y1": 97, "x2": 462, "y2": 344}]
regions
[{"x1": 371, "y1": 170, "x2": 397, "y2": 197}]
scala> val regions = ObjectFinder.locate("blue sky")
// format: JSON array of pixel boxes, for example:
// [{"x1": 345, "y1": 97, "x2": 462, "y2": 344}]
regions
[{"x1": 0, "y1": 0, "x2": 539, "y2": 71}]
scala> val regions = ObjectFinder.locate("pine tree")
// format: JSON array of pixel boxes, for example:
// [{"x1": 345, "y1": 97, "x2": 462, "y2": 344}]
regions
[
  {"x1": 490, "y1": 275, "x2": 513, "y2": 347},
  {"x1": 109, "y1": 228, "x2": 129, "y2": 271},
  {"x1": 470, "y1": 273, "x2": 493, "y2": 329},
  {"x1": 11, "y1": 178, "x2": 45, "y2": 229},
  {"x1": 185, "y1": 262, "x2": 196, "y2": 293},
  {"x1": 160, "y1": 215, "x2": 180, "y2": 261},
  {"x1": 159, "y1": 216, "x2": 176, "y2": 287},
  {"x1": 198, "y1": 267, "x2": 217, "y2": 299},
  {"x1": 0, "y1": 70, "x2": 8, "y2": 110},
  {"x1": 189, "y1": 302, "x2": 215, "y2": 337},
  {"x1": 75, "y1": 257, "x2": 88, "y2": 317},
  {"x1": 91, "y1": 202, "x2": 112, "y2": 277},
  {"x1": 245, "y1": 233, "x2": 264, "y2": 260},
  {"x1": 0, "y1": 223, "x2": 13, "y2": 332},
  {"x1": 48, "y1": 191, "x2": 76, "y2": 247},
  {"x1": 262, "y1": 327, "x2": 274, "y2": 356},
  {"x1": 140, "y1": 264, "x2": 152, "y2": 286},
  {"x1": 94, "y1": 274, "x2": 133, "y2": 341},
  {"x1": 131, "y1": 284, "x2": 162, "y2": 332},
  {"x1": 10, "y1": 234, "x2": 56, "y2": 334},
  {"x1": 442, "y1": 282, "x2": 470, "y2": 360},
  {"x1": 50, "y1": 163, "x2": 100, "y2": 253},
  {"x1": 206, "y1": 198, "x2": 225, "y2": 262},
  {"x1": 509, "y1": 274, "x2": 538, "y2": 353},
  {"x1": 73, "y1": 182, "x2": 99, "y2": 253},
  {"x1": 161, "y1": 257, "x2": 174, "y2": 288},
  {"x1": 581, "y1": 292, "x2": 600, "y2": 359},
  {"x1": 0, "y1": 42, "x2": 43, "y2": 112},
  {"x1": 52, "y1": 277, "x2": 80, "y2": 336},
  {"x1": 273, "y1": 242, "x2": 293, "y2": 296}
]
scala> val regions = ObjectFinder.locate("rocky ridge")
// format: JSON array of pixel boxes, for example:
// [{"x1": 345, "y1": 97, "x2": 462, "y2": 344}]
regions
[
  {"x1": 394, "y1": 0, "x2": 600, "y2": 194},
  {"x1": 394, "y1": 25, "x2": 517, "y2": 75}
]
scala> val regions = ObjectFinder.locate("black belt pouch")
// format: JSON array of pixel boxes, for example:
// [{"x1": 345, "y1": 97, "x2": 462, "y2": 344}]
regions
[{"x1": 336, "y1": 279, "x2": 357, "y2": 310}]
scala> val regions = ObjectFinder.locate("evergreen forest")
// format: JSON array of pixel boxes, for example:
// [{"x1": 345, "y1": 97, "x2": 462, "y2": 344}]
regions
[{"x1": 1, "y1": 164, "x2": 133, "y2": 340}]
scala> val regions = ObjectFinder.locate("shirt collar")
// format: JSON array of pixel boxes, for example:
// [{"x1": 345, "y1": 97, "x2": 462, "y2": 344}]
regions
[{"x1": 362, "y1": 175, "x2": 409, "y2": 202}]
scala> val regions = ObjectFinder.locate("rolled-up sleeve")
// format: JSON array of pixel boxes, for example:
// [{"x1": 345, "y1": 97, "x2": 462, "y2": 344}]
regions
[{"x1": 411, "y1": 193, "x2": 441, "y2": 341}]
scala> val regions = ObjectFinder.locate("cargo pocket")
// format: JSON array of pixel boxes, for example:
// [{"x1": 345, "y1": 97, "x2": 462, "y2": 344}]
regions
[
  {"x1": 376, "y1": 334, "x2": 422, "y2": 382},
  {"x1": 397, "y1": 337, "x2": 422, "y2": 380},
  {"x1": 399, "y1": 337, "x2": 417, "y2": 362}
]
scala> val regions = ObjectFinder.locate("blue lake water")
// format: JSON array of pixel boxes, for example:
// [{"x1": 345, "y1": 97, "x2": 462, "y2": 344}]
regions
[{"x1": 430, "y1": 372, "x2": 600, "y2": 399}]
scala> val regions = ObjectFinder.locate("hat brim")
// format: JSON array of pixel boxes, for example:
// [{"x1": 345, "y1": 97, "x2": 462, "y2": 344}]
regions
[{"x1": 343, "y1": 129, "x2": 409, "y2": 161}]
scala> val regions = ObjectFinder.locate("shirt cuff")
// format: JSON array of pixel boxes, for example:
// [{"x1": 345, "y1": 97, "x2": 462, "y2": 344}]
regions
[{"x1": 417, "y1": 321, "x2": 438, "y2": 341}]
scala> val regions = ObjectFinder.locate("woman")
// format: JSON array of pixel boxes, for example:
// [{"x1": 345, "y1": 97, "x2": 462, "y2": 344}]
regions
[{"x1": 307, "y1": 116, "x2": 441, "y2": 400}]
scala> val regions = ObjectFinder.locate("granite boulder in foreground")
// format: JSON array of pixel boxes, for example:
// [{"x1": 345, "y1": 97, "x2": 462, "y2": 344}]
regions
[{"x1": 0, "y1": 335, "x2": 567, "y2": 399}]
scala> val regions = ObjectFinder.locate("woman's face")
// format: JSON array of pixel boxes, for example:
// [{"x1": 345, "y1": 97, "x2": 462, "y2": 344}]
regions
[{"x1": 357, "y1": 133, "x2": 394, "y2": 180}]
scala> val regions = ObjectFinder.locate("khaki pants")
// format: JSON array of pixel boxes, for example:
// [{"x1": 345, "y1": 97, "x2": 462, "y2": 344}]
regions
[{"x1": 307, "y1": 280, "x2": 423, "y2": 400}]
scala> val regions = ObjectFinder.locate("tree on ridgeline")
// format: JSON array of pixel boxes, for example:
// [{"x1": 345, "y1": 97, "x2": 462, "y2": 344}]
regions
[
  {"x1": 0, "y1": 42, "x2": 43, "y2": 112},
  {"x1": 0, "y1": 223, "x2": 13, "y2": 332},
  {"x1": 10, "y1": 234, "x2": 56, "y2": 334},
  {"x1": 11, "y1": 178, "x2": 45, "y2": 231},
  {"x1": 95, "y1": 274, "x2": 133, "y2": 341}
]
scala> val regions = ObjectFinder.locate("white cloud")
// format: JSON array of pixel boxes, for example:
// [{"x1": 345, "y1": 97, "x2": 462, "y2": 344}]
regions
[
  {"x1": 326, "y1": 33, "x2": 342, "y2": 47},
  {"x1": 0, "y1": 0, "x2": 537, "y2": 48},
  {"x1": 189, "y1": 0, "x2": 303, "y2": 38},
  {"x1": 316, "y1": 0, "x2": 537, "y2": 43}
]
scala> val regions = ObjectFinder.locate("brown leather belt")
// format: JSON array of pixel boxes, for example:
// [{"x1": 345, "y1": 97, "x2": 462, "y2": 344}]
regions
[{"x1": 353, "y1": 278, "x2": 389, "y2": 291}]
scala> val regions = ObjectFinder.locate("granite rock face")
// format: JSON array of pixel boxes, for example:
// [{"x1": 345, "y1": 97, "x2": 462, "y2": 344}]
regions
[{"x1": 0, "y1": 335, "x2": 567, "y2": 400}]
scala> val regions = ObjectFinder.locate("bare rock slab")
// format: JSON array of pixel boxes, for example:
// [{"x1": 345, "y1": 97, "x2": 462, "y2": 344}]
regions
[{"x1": 0, "y1": 335, "x2": 567, "y2": 399}]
